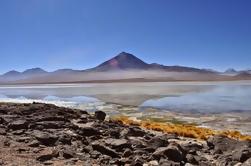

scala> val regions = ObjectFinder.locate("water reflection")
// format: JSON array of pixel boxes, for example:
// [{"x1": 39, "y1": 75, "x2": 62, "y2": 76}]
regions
[{"x1": 141, "y1": 85, "x2": 251, "y2": 113}]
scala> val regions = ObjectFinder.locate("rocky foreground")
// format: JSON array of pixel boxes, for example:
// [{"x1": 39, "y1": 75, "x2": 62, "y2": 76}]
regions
[{"x1": 0, "y1": 103, "x2": 251, "y2": 166}]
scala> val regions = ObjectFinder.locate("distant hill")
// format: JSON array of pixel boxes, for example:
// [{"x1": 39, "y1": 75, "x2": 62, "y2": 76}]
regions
[
  {"x1": 0, "y1": 52, "x2": 250, "y2": 84},
  {"x1": 22, "y1": 68, "x2": 47, "y2": 75},
  {"x1": 0, "y1": 68, "x2": 48, "y2": 82},
  {"x1": 233, "y1": 72, "x2": 251, "y2": 79}
]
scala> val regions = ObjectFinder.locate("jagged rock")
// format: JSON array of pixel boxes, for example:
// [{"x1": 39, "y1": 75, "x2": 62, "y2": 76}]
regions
[
  {"x1": 36, "y1": 150, "x2": 59, "y2": 162},
  {"x1": 105, "y1": 138, "x2": 130, "y2": 150},
  {"x1": 127, "y1": 127, "x2": 146, "y2": 137},
  {"x1": 28, "y1": 140, "x2": 40, "y2": 147},
  {"x1": 180, "y1": 140, "x2": 203, "y2": 154},
  {"x1": 94, "y1": 111, "x2": 106, "y2": 121},
  {"x1": 153, "y1": 143, "x2": 184, "y2": 162},
  {"x1": 33, "y1": 121, "x2": 67, "y2": 129},
  {"x1": 107, "y1": 128, "x2": 120, "y2": 138},
  {"x1": 58, "y1": 134, "x2": 72, "y2": 145},
  {"x1": 207, "y1": 135, "x2": 240, "y2": 153},
  {"x1": 62, "y1": 149, "x2": 75, "y2": 159},
  {"x1": 33, "y1": 131, "x2": 58, "y2": 146},
  {"x1": 34, "y1": 116, "x2": 69, "y2": 122},
  {"x1": 148, "y1": 135, "x2": 169, "y2": 149},
  {"x1": 128, "y1": 137, "x2": 147, "y2": 149},
  {"x1": 8, "y1": 120, "x2": 28, "y2": 130},
  {"x1": 78, "y1": 127, "x2": 101, "y2": 137},
  {"x1": 92, "y1": 142, "x2": 119, "y2": 158}
]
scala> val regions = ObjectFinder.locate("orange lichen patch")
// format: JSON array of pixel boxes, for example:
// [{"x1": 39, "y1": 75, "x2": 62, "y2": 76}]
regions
[{"x1": 112, "y1": 116, "x2": 251, "y2": 141}]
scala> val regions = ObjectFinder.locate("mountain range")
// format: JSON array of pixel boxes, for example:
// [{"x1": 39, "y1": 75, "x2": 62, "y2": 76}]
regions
[{"x1": 0, "y1": 52, "x2": 250, "y2": 84}]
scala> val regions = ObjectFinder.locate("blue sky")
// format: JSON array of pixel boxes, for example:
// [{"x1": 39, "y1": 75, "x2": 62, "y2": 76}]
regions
[{"x1": 0, "y1": 0, "x2": 250, "y2": 73}]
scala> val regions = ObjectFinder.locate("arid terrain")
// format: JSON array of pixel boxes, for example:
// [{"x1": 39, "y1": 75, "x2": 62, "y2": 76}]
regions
[{"x1": 0, "y1": 102, "x2": 251, "y2": 166}]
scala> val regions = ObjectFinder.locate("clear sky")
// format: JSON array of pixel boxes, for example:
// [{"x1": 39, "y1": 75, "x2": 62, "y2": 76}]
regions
[{"x1": 0, "y1": 0, "x2": 250, "y2": 73}]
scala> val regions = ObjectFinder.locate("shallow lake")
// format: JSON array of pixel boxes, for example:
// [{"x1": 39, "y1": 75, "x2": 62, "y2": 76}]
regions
[{"x1": 0, "y1": 81, "x2": 251, "y2": 114}]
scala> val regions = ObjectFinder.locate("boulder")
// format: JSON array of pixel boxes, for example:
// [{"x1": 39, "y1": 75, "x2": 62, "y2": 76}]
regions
[
  {"x1": 126, "y1": 127, "x2": 146, "y2": 137},
  {"x1": 207, "y1": 135, "x2": 240, "y2": 153},
  {"x1": 148, "y1": 135, "x2": 169, "y2": 149},
  {"x1": 33, "y1": 131, "x2": 58, "y2": 146},
  {"x1": 153, "y1": 143, "x2": 184, "y2": 162},
  {"x1": 94, "y1": 111, "x2": 106, "y2": 121},
  {"x1": 78, "y1": 127, "x2": 101, "y2": 137},
  {"x1": 62, "y1": 149, "x2": 75, "y2": 159}
]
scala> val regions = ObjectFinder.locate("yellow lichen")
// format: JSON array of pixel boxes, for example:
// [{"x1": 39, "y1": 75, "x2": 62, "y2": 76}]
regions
[{"x1": 112, "y1": 116, "x2": 251, "y2": 141}]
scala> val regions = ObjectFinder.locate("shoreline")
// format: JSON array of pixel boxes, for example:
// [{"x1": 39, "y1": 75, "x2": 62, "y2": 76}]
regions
[{"x1": 0, "y1": 79, "x2": 251, "y2": 86}]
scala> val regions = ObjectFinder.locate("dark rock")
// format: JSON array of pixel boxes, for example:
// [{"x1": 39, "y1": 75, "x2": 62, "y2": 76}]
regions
[
  {"x1": 94, "y1": 111, "x2": 106, "y2": 121},
  {"x1": 12, "y1": 129, "x2": 25, "y2": 135},
  {"x1": 82, "y1": 145, "x2": 92, "y2": 153},
  {"x1": 15, "y1": 136, "x2": 30, "y2": 143},
  {"x1": 129, "y1": 137, "x2": 147, "y2": 149},
  {"x1": 127, "y1": 127, "x2": 146, "y2": 137},
  {"x1": 28, "y1": 140, "x2": 40, "y2": 147},
  {"x1": 34, "y1": 116, "x2": 70, "y2": 122},
  {"x1": 33, "y1": 131, "x2": 58, "y2": 146},
  {"x1": 90, "y1": 150, "x2": 101, "y2": 159},
  {"x1": 123, "y1": 148, "x2": 133, "y2": 158},
  {"x1": 186, "y1": 154, "x2": 198, "y2": 164},
  {"x1": 17, "y1": 147, "x2": 27, "y2": 153},
  {"x1": 153, "y1": 143, "x2": 184, "y2": 162},
  {"x1": 180, "y1": 141, "x2": 203, "y2": 154},
  {"x1": 148, "y1": 135, "x2": 169, "y2": 149},
  {"x1": 58, "y1": 134, "x2": 72, "y2": 145},
  {"x1": 33, "y1": 121, "x2": 67, "y2": 129},
  {"x1": 108, "y1": 129, "x2": 120, "y2": 138},
  {"x1": 216, "y1": 154, "x2": 237, "y2": 166},
  {"x1": 62, "y1": 149, "x2": 75, "y2": 159},
  {"x1": 78, "y1": 127, "x2": 101, "y2": 137},
  {"x1": 193, "y1": 155, "x2": 208, "y2": 164},
  {"x1": 207, "y1": 135, "x2": 241, "y2": 153},
  {"x1": 0, "y1": 128, "x2": 6, "y2": 135},
  {"x1": 8, "y1": 120, "x2": 28, "y2": 130},
  {"x1": 105, "y1": 138, "x2": 131, "y2": 150},
  {"x1": 92, "y1": 142, "x2": 119, "y2": 158},
  {"x1": 0, "y1": 117, "x2": 6, "y2": 124},
  {"x1": 36, "y1": 150, "x2": 59, "y2": 162}
]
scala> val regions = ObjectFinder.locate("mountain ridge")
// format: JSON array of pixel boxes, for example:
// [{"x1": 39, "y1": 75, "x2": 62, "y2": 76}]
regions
[{"x1": 0, "y1": 52, "x2": 250, "y2": 84}]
